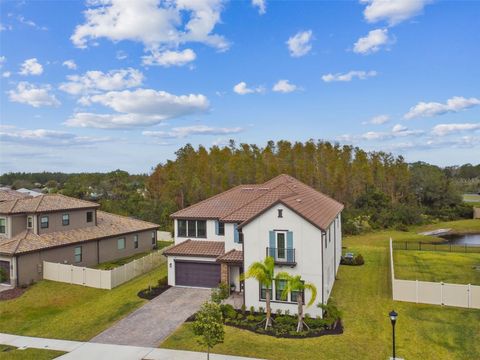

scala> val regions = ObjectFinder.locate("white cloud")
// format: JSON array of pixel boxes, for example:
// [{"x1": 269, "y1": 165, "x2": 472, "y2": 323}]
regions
[
  {"x1": 363, "y1": 114, "x2": 390, "y2": 125},
  {"x1": 62, "y1": 60, "x2": 77, "y2": 70},
  {"x1": 116, "y1": 50, "x2": 128, "y2": 60},
  {"x1": 19, "y1": 58, "x2": 43, "y2": 75},
  {"x1": 143, "y1": 125, "x2": 243, "y2": 138},
  {"x1": 353, "y1": 28, "x2": 391, "y2": 54},
  {"x1": 71, "y1": 0, "x2": 229, "y2": 64},
  {"x1": 2, "y1": 71, "x2": 11, "y2": 78},
  {"x1": 59, "y1": 68, "x2": 144, "y2": 95},
  {"x1": 233, "y1": 81, "x2": 264, "y2": 95},
  {"x1": 8, "y1": 82, "x2": 60, "y2": 108},
  {"x1": 65, "y1": 88, "x2": 209, "y2": 129},
  {"x1": 322, "y1": 70, "x2": 377, "y2": 82},
  {"x1": 286, "y1": 30, "x2": 313, "y2": 57},
  {"x1": 362, "y1": 0, "x2": 432, "y2": 26},
  {"x1": 17, "y1": 15, "x2": 48, "y2": 31},
  {"x1": 142, "y1": 49, "x2": 196, "y2": 67},
  {"x1": 431, "y1": 123, "x2": 480, "y2": 136},
  {"x1": 272, "y1": 80, "x2": 298, "y2": 93},
  {"x1": 0, "y1": 56, "x2": 5, "y2": 68},
  {"x1": 0, "y1": 126, "x2": 108, "y2": 147},
  {"x1": 404, "y1": 96, "x2": 480, "y2": 119},
  {"x1": 342, "y1": 124, "x2": 423, "y2": 142},
  {"x1": 252, "y1": 0, "x2": 266, "y2": 14}
]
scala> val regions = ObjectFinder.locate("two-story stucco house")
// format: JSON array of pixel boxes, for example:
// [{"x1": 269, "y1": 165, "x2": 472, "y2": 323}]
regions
[
  {"x1": 0, "y1": 190, "x2": 159, "y2": 287},
  {"x1": 164, "y1": 174, "x2": 343, "y2": 317}
]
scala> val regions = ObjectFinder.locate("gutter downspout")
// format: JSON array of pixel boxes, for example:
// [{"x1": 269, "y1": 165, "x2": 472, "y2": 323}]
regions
[
  {"x1": 321, "y1": 231, "x2": 325, "y2": 306},
  {"x1": 97, "y1": 239, "x2": 100, "y2": 265},
  {"x1": 242, "y1": 233, "x2": 245, "y2": 306},
  {"x1": 15, "y1": 256, "x2": 19, "y2": 287}
]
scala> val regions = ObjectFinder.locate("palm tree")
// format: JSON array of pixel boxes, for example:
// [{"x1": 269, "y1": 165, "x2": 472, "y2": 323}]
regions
[
  {"x1": 276, "y1": 273, "x2": 317, "y2": 332},
  {"x1": 242, "y1": 256, "x2": 275, "y2": 329}
]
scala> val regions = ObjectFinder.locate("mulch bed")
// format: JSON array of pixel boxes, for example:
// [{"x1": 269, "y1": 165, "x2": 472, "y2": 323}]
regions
[
  {"x1": 0, "y1": 287, "x2": 25, "y2": 301},
  {"x1": 137, "y1": 285, "x2": 171, "y2": 300}
]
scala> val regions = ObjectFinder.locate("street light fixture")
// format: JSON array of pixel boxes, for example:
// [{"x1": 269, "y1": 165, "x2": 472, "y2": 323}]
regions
[{"x1": 389, "y1": 310, "x2": 398, "y2": 360}]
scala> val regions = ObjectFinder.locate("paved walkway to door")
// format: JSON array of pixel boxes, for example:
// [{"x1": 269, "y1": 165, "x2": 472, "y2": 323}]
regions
[{"x1": 91, "y1": 287, "x2": 211, "y2": 347}]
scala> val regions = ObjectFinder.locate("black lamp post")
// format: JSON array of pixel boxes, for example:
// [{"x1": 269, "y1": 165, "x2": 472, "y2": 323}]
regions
[{"x1": 389, "y1": 310, "x2": 398, "y2": 359}]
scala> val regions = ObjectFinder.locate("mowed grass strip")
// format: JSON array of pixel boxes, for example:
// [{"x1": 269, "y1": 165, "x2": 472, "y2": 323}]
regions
[
  {"x1": 0, "y1": 345, "x2": 65, "y2": 360},
  {"x1": 394, "y1": 250, "x2": 480, "y2": 285},
  {"x1": 161, "y1": 221, "x2": 480, "y2": 360},
  {"x1": 0, "y1": 263, "x2": 167, "y2": 341}
]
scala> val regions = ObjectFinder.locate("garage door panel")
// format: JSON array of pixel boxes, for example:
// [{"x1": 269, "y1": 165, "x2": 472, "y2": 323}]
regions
[{"x1": 175, "y1": 261, "x2": 221, "y2": 288}]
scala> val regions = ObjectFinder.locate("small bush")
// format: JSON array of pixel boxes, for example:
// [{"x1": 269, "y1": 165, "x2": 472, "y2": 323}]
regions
[
  {"x1": 211, "y1": 283, "x2": 230, "y2": 304},
  {"x1": 249, "y1": 306, "x2": 255, "y2": 314},
  {"x1": 246, "y1": 314, "x2": 256, "y2": 322},
  {"x1": 241, "y1": 304, "x2": 246, "y2": 315},
  {"x1": 354, "y1": 254, "x2": 364, "y2": 265},
  {"x1": 258, "y1": 306, "x2": 265, "y2": 314},
  {"x1": 275, "y1": 309, "x2": 282, "y2": 316}
]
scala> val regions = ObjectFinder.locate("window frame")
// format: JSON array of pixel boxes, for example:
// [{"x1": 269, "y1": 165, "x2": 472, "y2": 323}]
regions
[
  {"x1": 40, "y1": 216, "x2": 49, "y2": 229},
  {"x1": 276, "y1": 231, "x2": 287, "y2": 260},
  {"x1": 62, "y1": 213, "x2": 70, "y2": 226},
  {"x1": 0, "y1": 217, "x2": 6, "y2": 234},
  {"x1": 74, "y1": 246, "x2": 82, "y2": 263},
  {"x1": 259, "y1": 282, "x2": 272, "y2": 301},
  {"x1": 177, "y1": 219, "x2": 207, "y2": 238},
  {"x1": 151, "y1": 231, "x2": 156, "y2": 245},
  {"x1": 177, "y1": 220, "x2": 187, "y2": 237},
  {"x1": 86, "y1": 211, "x2": 93, "y2": 223},
  {"x1": 134, "y1": 234, "x2": 139, "y2": 249},
  {"x1": 117, "y1": 238, "x2": 126, "y2": 250},
  {"x1": 27, "y1": 216, "x2": 33, "y2": 229},
  {"x1": 275, "y1": 279, "x2": 288, "y2": 301},
  {"x1": 217, "y1": 221, "x2": 225, "y2": 236}
]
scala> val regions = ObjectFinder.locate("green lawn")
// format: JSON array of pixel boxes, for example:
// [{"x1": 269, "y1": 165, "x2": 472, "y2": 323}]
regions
[
  {"x1": 394, "y1": 250, "x2": 480, "y2": 285},
  {"x1": 94, "y1": 251, "x2": 151, "y2": 269},
  {"x1": 161, "y1": 221, "x2": 480, "y2": 360},
  {"x1": 0, "y1": 345, "x2": 65, "y2": 360},
  {"x1": 157, "y1": 240, "x2": 174, "y2": 249},
  {"x1": 463, "y1": 194, "x2": 480, "y2": 203},
  {"x1": 0, "y1": 264, "x2": 167, "y2": 341}
]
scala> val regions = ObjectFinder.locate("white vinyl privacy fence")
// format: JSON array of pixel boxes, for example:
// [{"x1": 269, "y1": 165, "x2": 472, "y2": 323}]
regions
[
  {"x1": 390, "y1": 238, "x2": 480, "y2": 309},
  {"x1": 43, "y1": 248, "x2": 170, "y2": 290}
]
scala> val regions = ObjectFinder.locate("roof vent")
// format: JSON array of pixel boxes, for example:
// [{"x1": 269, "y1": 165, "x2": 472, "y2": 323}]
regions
[
  {"x1": 296, "y1": 198, "x2": 302, "y2": 203},
  {"x1": 242, "y1": 187, "x2": 254, "y2": 191}
]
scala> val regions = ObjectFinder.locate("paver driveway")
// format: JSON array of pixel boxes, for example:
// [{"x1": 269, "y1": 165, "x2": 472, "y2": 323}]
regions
[{"x1": 91, "y1": 287, "x2": 211, "y2": 347}]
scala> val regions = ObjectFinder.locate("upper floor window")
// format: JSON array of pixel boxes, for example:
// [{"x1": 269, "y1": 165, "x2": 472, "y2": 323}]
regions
[
  {"x1": 134, "y1": 234, "x2": 139, "y2": 249},
  {"x1": 216, "y1": 221, "x2": 225, "y2": 236},
  {"x1": 278, "y1": 209, "x2": 283, "y2": 218},
  {"x1": 62, "y1": 214, "x2": 70, "y2": 226},
  {"x1": 86, "y1": 211, "x2": 93, "y2": 223},
  {"x1": 177, "y1": 220, "x2": 206, "y2": 238},
  {"x1": 0, "y1": 218, "x2": 6, "y2": 234},
  {"x1": 27, "y1": 216, "x2": 33, "y2": 229},
  {"x1": 74, "y1": 246, "x2": 82, "y2": 263},
  {"x1": 40, "y1": 216, "x2": 49, "y2": 229}
]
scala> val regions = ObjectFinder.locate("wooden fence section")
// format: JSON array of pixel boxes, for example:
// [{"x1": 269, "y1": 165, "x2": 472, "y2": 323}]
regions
[
  {"x1": 390, "y1": 238, "x2": 480, "y2": 309},
  {"x1": 43, "y1": 247, "x2": 170, "y2": 290}
]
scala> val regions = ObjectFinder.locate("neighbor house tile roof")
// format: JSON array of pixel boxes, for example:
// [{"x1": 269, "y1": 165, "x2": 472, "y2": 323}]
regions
[
  {"x1": 171, "y1": 174, "x2": 344, "y2": 231},
  {"x1": 0, "y1": 211, "x2": 159, "y2": 255},
  {"x1": 216, "y1": 249, "x2": 243, "y2": 263},
  {"x1": 163, "y1": 240, "x2": 225, "y2": 258},
  {"x1": 0, "y1": 193, "x2": 99, "y2": 215},
  {"x1": 0, "y1": 189, "x2": 31, "y2": 202}
]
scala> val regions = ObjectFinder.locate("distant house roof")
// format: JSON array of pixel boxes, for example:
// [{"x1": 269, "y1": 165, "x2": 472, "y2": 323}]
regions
[
  {"x1": 0, "y1": 189, "x2": 31, "y2": 202},
  {"x1": 171, "y1": 174, "x2": 344, "y2": 231},
  {"x1": 0, "y1": 211, "x2": 159, "y2": 255},
  {"x1": 0, "y1": 193, "x2": 100, "y2": 215},
  {"x1": 163, "y1": 240, "x2": 225, "y2": 258},
  {"x1": 16, "y1": 188, "x2": 43, "y2": 197}
]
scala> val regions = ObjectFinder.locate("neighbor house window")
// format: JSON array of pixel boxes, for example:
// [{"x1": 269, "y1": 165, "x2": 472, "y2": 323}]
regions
[
  {"x1": 178, "y1": 220, "x2": 207, "y2": 238},
  {"x1": 0, "y1": 218, "x2": 6, "y2": 234},
  {"x1": 40, "y1": 216, "x2": 49, "y2": 229},
  {"x1": 27, "y1": 216, "x2": 33, "y2": 229},
  {"x1": 260, "y1": 282, "x2": 272, "y2": 300},
  {"x1": 134, "y1": 234, "x2": 139, "y2": 248},
  {"x1": 62, "y1": 214, "x2": 70, "y2": 226},
  {"x1": 278, "y1": 209, "x2": 283, "y2": 218},
  {"x1": 275, "y1": 279, "x2": 287, "y2": 301},
  {"x1": 86, "y1": 211, "x2": 93, "y2": 223},
  {"x1": 151, "y1": 231, "x2": 156, "y2": 245},
  {"x1": 74, "y1": 246, "x2": 82, "y2": 263},
  {"x1": 117, "y1": 238, "x2": 125, "y2": 250}
]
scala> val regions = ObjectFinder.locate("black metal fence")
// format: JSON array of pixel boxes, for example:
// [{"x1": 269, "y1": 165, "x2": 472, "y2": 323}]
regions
[{"x1": 392, "y1": 241, "x2": 480, "y2": 254}]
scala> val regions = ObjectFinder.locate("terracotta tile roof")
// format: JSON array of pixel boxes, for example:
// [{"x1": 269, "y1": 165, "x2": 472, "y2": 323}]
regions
[
  {"x1": 171, "y1": 174, "x2": 344, "y2": 231},
  {"x1": 217, "y1": 249, "x2": 243, "y2": 263},
  {"x1": 0, "y1": 211, "x2": 159, "y2": 255},
  {"x1": 0, "y1": 190, "x2": 31, "y2": 202},
  {"x1": 0, "y1": 194, "x2": 99, "y2": 215},
  {"x1": 163, "y1": 240, "x2": 225, "y2": 258}
]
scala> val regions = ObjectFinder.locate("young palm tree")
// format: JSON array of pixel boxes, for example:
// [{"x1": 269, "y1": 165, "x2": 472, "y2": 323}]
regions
[
  {"x1": 276, "y1": 273, "x2": 317, "y2": 332},
  {"x1": 242, "y1": 256, "x2": 275, "y2": 329}
]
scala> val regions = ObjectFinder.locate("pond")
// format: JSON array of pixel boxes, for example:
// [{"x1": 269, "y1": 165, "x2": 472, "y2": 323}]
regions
[{"x1": 440, "y1": 233, "x2": 480, "y2": 245}]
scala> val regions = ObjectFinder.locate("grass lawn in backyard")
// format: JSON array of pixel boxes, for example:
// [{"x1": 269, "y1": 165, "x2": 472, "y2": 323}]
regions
[
  {"x1": 157, "y1": 240, "x2": 174, "y2": 249},
  {"x1": 0, "y1": 345, "x2": 65, "y2": 360},
  {"x1": 161, "y1": 220, "x2": 480, "y2": 360},
  {"x1": 394, "y1": 250, "x2": 480, "y2": 285},
  {"x1": 94, "y1": 251, "x2": 151, "y2": 269},
  {"x1": 0, "y1": 263, "x2": 167, "y2": 341},
  {"x1": 463, "y1": 194, "x2": 480, "y2": 203}
]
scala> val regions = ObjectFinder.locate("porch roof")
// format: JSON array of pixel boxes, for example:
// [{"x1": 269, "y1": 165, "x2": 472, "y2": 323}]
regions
[{"x1": 216, "y1": 249, "x2": 243, "y2": 264}]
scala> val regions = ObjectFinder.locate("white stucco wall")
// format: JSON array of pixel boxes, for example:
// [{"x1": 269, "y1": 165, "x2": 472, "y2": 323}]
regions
[{"x1": 166, "y1": 255, "x2": 218, "y2": 286}]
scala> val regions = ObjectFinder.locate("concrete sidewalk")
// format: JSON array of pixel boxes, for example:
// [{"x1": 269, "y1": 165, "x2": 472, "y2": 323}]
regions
[{"x1": 0, "y1": 333, "x2": 262, "y2": 360}]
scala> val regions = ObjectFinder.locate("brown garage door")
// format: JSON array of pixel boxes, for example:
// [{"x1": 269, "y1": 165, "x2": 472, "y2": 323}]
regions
[
  {"x1": 0, "y1": 260, "x2": 10, "y2": 284},
  {"x1": 175, "y1": 261, "x2": 221, "y2": 288}
]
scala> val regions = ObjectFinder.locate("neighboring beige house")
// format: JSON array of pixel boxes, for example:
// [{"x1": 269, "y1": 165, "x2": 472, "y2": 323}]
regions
[
  {"x1": 0, "y1": 190, "x2": 159, "y2": 286},
  {"x1": 164, "y1": 174, "x2": 344, "y2": 317}
]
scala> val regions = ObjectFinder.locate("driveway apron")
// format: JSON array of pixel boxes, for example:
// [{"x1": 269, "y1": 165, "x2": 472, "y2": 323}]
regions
[{"x1": 91, "y1": 287, "x2": 211, "y2": 347}]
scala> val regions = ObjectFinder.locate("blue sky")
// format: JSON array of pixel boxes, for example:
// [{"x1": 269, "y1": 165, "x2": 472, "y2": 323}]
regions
[{"x1": 1, "y1": 0, "x2": 479, "y2": 173}]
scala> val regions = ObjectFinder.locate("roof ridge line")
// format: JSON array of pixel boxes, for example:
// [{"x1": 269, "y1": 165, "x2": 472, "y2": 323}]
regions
[{"x1": 34, "y1": 195, "x2": 44, "y2": 212}]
